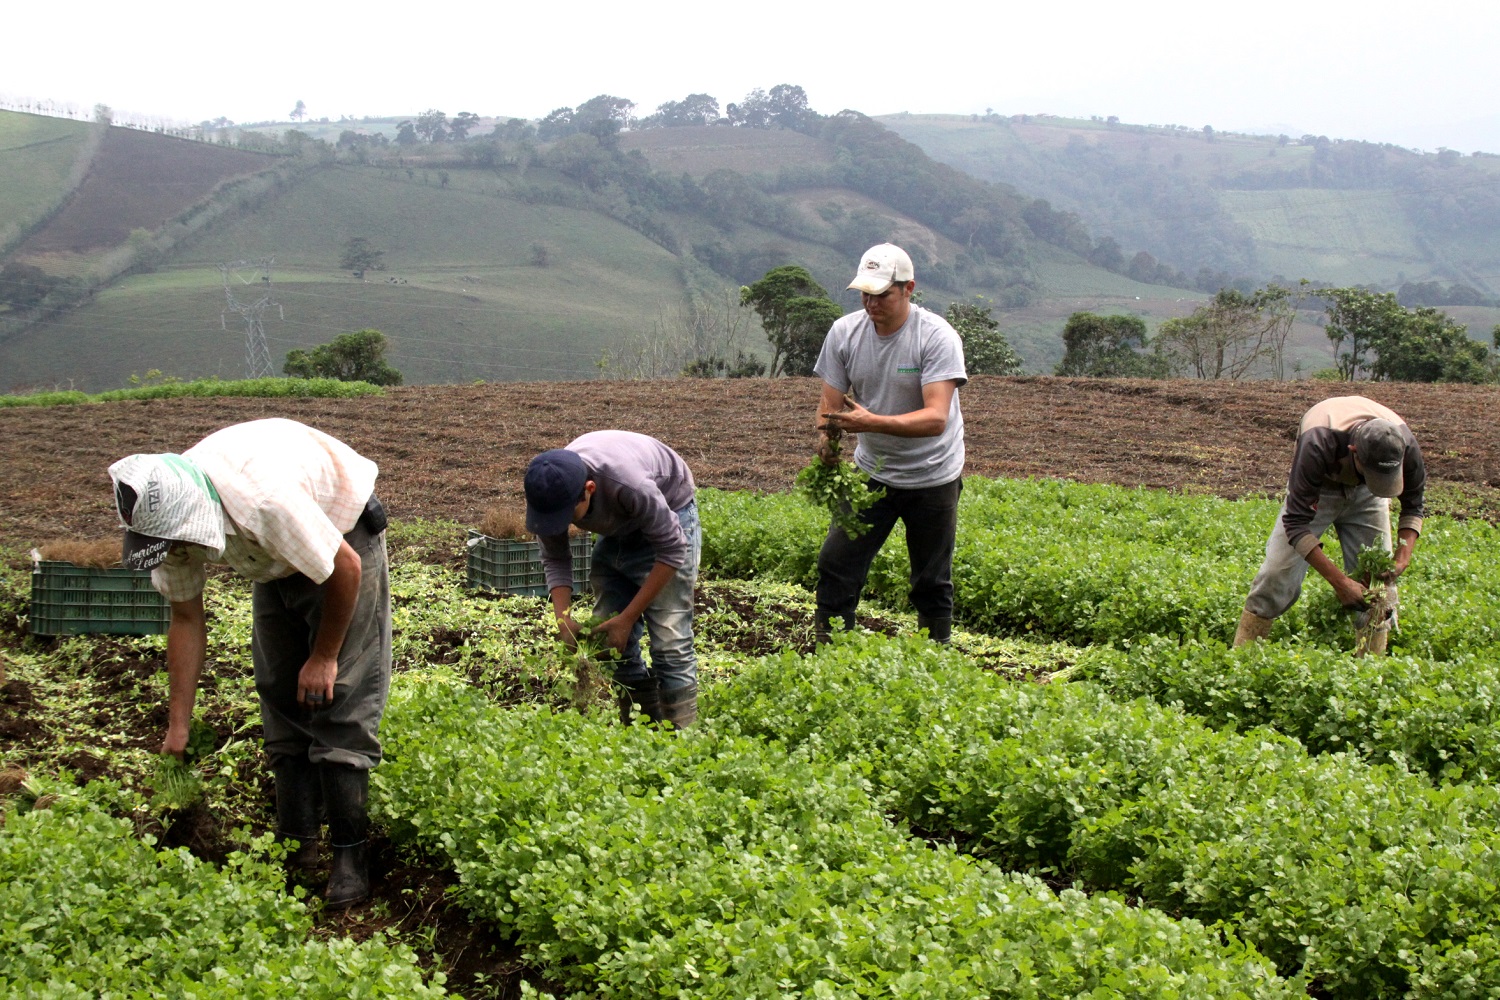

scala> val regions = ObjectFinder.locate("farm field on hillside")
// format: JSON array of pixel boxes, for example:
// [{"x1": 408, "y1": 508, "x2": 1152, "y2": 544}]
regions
[
  {"x1": 0, "y1": 166, "x2": 691, "y2": 390},
  {"x1": 8, "y1": 376, "x2": 1500, "y2": 997},
  {"x1": 0, "y1": 112, "x2": 93, "y2": 251},
  {"x1": 14, "y1": 126, "x2": 277, "y2": 260}
]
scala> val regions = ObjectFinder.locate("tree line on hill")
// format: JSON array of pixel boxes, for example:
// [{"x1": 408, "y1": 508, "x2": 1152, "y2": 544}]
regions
[
  {"x1": 297, "y1": 268, "x2": 1490, "y2": 389},
  {"x1": 947, "y1": 116, "x2": 1500, "y2": 285},
  {"x1": 1055, "y1": 284, "x2": 1498, "y2": 384},
  {"x1": 309, "y1": 85, "x2": 1200, "y2": 304}
]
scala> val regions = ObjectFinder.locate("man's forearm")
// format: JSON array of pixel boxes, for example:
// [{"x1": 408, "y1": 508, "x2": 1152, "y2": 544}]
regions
[
  {"x1": 861, "y1": 407, "x2": 948, "y2": 437},
  {"x1": 310, "y1": 542, "x2": 361, "y2": 662},
  {"x1": 551, "y1": 585, "x2": 574, "y2": 621},
  {"x1": 618, "y1": 561, "x2": 678, "y2": 623},
  {"x1": 1305, "y1": 545, "x2": 1347, "y2": 588},
  {"x1": 166, "y1": 599, "x2": 208, "y2": 737}
]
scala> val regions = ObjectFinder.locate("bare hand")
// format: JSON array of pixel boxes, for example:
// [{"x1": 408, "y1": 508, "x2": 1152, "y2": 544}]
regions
[
  {"x1": 592, "y1": 614, "x2": 635, "y2": 654},
  {"x1": 1333, "y1": 575, "x2": 1369, "y2": 610},
  {"x1": 556, "y1": 614, "x2": 584, "y2": 650},
  {"x1": 1382, "y1": 549, "x2": 1413, "y2": 583},
  {"x1": 297, "y1": 655, "x2": 339, "y2": 708},
  {"x1": 821, "y1": 400, "x2": 876, "y2": 436},
  {"x1": 161, "y1": 725, "x2": 188, "y2": 760}
]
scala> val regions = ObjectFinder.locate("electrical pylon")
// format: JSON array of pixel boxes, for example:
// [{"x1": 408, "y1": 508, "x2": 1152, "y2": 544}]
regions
[{"x1": 218, "y1": 257, "x2": 281, "y2": 379}]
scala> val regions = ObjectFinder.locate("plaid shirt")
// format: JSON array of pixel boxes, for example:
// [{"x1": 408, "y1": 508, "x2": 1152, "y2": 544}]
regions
[{"x1": 151, "y1": 419, "x2": 378, "y2": 602}]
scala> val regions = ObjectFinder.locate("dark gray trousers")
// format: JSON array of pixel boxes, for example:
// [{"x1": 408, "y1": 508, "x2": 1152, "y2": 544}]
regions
[
  {"x1": 815, "y1": 476, "x2": 962, "y2": 632},
  {"x1": 252, "y1": 520, "x2": 391, "y2": 770}
]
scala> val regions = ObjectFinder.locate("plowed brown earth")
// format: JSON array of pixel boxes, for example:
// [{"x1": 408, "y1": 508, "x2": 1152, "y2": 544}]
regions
[{"x1": 3, "y1": 375, "x2": 1499, "y2": 549}]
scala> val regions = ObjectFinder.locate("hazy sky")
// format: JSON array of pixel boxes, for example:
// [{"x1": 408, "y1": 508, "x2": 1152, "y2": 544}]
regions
[{"x1": 9, "y1": 0, "x2": 1500, "y2": 152}]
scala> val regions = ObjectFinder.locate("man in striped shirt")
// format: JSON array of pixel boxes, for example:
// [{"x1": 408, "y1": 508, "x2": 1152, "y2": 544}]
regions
[
  {"x1": 110, "y1": 418, "x2": 389, "y2": 909},
  {"x1": 1235, "y1": 396, "x2": 1426, "y2": 651}
]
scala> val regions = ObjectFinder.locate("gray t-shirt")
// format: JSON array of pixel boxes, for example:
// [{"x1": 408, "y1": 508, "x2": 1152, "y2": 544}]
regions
[
  {"x1": 814, "y1": 304, "x2": 968, "y2": 489},
  {"x1": 537, "y1": 430, "x2": 697, "y2": 592}
]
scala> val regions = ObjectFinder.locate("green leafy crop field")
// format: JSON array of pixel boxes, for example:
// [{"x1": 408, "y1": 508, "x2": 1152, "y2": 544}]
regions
[{"x1": 13, "y1": 476, "x2": 1500, "y2": 996}]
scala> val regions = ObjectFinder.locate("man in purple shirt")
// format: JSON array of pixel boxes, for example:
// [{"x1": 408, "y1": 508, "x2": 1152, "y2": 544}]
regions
[{"x1": 524, "y1": 430, "x2": 701, "y2": 728}]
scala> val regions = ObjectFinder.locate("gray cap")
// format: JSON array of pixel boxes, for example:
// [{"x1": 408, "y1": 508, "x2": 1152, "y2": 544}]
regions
[{"x1": 1350, "y1": 418, "x2": 1406, "y2": 498}]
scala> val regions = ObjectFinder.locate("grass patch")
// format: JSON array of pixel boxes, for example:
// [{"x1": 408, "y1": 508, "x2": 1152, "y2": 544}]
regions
[{"x1": 0, "y1": 376, "x2": 386, "y2": 406}]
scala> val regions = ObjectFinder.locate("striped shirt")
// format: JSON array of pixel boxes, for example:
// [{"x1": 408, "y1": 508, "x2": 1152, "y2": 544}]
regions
[{"x1": 151, "y1": 419, "x2": 378, "y2": 601}]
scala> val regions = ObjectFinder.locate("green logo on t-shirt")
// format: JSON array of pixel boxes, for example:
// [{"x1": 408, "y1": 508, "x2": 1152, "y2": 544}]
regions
[{"x1": 897, "y1": 366, "x2": 920, "y2": 374}]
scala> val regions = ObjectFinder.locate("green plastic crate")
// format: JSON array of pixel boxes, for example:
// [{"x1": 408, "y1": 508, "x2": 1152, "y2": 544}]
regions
[
  {"x1": 30, "y1": 561, "x2": 171, "y2": 636},
  {"x1": 465, "y1": 530, "x2": 593, "y2": 596}
]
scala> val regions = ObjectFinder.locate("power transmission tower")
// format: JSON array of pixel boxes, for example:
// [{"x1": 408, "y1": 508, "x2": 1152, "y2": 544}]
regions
[{"x1": 219, "y1": 257, "x2": 282, "y2": 378}]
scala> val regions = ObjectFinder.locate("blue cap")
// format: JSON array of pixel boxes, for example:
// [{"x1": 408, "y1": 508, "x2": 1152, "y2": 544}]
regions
[{"x1": 524, "y1": 449, "x2": 588, "y2": 536}]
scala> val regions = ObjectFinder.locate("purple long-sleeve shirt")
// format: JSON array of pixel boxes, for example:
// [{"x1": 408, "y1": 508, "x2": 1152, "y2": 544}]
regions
[{"x1": 537, "y1": 430, "x2": 697, "y2": 592}]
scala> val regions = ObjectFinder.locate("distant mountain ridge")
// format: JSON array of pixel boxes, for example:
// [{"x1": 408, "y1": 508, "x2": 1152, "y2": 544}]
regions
[{"x1": 878, "y1": 112, "x2": 1500, "y2": 296}]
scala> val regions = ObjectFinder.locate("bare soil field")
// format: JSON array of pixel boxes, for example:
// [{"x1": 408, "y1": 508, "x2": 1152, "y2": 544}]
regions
[
  {"x1": 16, "y1": 127, "x2": 276, "y2": 256},
  {"x1": 3, "y1": 375, "x2": 1499, "y2": 551}
]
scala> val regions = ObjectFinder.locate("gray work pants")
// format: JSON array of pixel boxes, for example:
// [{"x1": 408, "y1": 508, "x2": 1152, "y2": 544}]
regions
[
  {"x1": 1244, "y1": 486, "x2": 1393, "y2": 620},
  {"x1": 252, "y1": 520, "x2": 391, "y2": 770}
]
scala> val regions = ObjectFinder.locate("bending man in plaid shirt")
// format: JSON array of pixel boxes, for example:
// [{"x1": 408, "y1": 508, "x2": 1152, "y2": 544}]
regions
[{"x1": 109, "y1": 418, "x2": 390, "y2": 909}]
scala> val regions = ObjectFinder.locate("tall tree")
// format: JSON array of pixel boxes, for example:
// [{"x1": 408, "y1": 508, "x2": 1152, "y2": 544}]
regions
[
  {"x1": 1369, "y1": 305, "x2": 1494, "y2": 383},
  {"x1": 740, "y1": 265, "x2": 842, "y2": 377},
  {"x1": 289, "y1": 100, "x2": 307, "y2": 122},
  {"x1": 945, "y1": 298, "x2": 1022, "y2": 375},
  {"x1": 414, "y1": 109, "x2": 448, "y2": 142},
  {"x1": 339, "y1": 237, "x2": 384, "y2": 278},
  {"x1": 1055, "y1": 312, "x2": 1167, "y2": 377},
  {"x1": 448, "y1": 111, "x2": 481, "y2": 140},
  {"x1": 1323, "y1": 287, "x2": 1404, "y2": 380},
  {"x1": 1155, "y1": 285, "x2": 1302, "y2": 380},
  {"x1": 537, "y1": 107, "x2": 575, "y2": 140},
  {"x1": 283, "y1": 329, "x2": 403, "y2": 385},
  {"x1": 642, "y1": 93, "x2": 721, "y2": 128}
]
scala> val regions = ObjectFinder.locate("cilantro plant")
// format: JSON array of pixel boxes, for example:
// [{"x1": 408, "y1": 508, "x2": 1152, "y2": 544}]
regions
[{"x1": 794, "y1": 436, "x2": 883, "y2": 540}]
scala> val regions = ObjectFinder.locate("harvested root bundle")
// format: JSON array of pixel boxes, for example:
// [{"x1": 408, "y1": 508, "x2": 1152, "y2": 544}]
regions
[
  {"x1": 33, "y1": 539, "x2": 122, "y2": 569},
  {"x1": 1353, "y1": 546, "x2": 1398, "y2": 657},
  {"x1": 477, "y1": 508, "x2": 531, "y2": 541}
]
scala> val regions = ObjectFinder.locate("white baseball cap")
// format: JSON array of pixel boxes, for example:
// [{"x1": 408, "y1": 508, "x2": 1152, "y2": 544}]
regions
[
  {"x1": 109, "y1": 453, "x2": 226, "y2": 570},
  {"x1": 848, "y1": 243, "x2": 915, "y2": 295}
]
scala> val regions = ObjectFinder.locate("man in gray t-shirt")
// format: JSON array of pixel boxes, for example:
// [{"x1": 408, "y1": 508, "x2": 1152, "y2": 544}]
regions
[{"x1": 812, "y1": 243, "x2": 968, "y2": 643}]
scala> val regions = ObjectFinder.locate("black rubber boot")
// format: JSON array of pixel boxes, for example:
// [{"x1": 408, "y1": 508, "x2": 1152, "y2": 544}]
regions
[
  {"x1": 658, "y1": 682, "x2": 699, "y2": 730},
  {"x1": 814, "y1": 609, "x2": 851, "y2": 646},
  {"x1": 320, "y1": 763, "x2": 370, "y2": 910},
  {"x1": 917, "y1": 614, "x2": 953, "y2": 644},
  {"x1": 616, "y1": 674, "x2": 662, "y2": 725},
  {"x1": 273, "y1": 754, "x2": 321, "y2": 871}
]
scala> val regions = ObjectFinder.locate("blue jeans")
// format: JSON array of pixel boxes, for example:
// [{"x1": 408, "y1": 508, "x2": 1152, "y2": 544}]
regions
[{"x1": 591, "y1": 502, "x2": 700, "y2": 692}]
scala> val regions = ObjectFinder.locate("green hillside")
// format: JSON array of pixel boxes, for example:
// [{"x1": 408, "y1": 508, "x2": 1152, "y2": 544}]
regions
[
  {"x1": 0, "y1": 112, "x2": 96, "y2": 254},
  {"x1": 4, "y1": 109, "x2": 1195, "y2": 388},
  {"x1": 0, "y1": 166, "x2": 688, "y2": 388},
  {"x1": 880, "y1": 113, "x2": 1500, "y2": 299},
  {"x1": 8, "y1": 105, "x2": 1491, "y2": 390}
]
